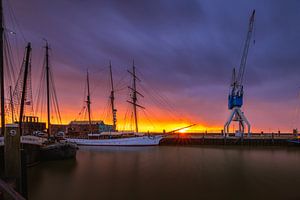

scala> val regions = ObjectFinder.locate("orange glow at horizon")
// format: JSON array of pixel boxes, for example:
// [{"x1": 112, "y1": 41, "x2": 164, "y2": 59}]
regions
[
  {"x1": 30, "y1": 104, "x2": 275, "y2": 133},
  {"x1": 12, "y1": 105, "x2": 281, "y2": 134},
  {"x1": 33, "y1": 106, "x2": 223, "y2": 133}
]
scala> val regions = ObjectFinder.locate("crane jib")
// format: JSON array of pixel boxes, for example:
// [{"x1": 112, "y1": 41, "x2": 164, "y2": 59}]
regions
[{"x1": 228, "y1": 10, "x2": 255, "y2": 110}]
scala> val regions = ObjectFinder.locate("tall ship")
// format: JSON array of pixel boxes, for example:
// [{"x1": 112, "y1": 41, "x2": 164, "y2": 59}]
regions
[{"x1": 66, "y1": 61, "x2": 164, "y2": 146}]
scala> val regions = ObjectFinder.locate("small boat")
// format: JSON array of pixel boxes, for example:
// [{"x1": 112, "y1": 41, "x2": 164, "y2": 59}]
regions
[{"x1": 67, "y1": 61, "x2": 164, "y2": 146}]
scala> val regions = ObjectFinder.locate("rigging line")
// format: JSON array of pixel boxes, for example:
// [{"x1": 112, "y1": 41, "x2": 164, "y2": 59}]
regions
[
  {"x1": 50, "y1": 88, "x2": 58, "y2": 124},
  {"x1": 74, "y1": 105, "x2": 86, "y2": 121},
  {"x1": 34, "y1": 58, "x2": 46, "y2": 115},
  {"x1": 27, "y1": 59, "x2": 34, "y2": 114},
  {"x1": 99, "y1": 98, "x2": 108, "y2": 120},
  {"x1": 76, "y1": 72, "x2": 88, "y2": 120},
  {"x1": 12, "y1": 47, "x2": 28, "y2": 116},
  {"x1": 141, "y1": 109, "x2": 156, "y2": 130},
  {"x1": 37, "y1": 69, "x2": 46, "y2": 121},
  {"x1": 115, "y1": 72, "x2": 129, "y2": 89},
  {"x1": 91, "y1": 66, "x2": 107, "y2": 75},
  {"x1": 138, "y1": 84, "x2": 179, "y2": 122},
  {"x1": 4, "y1": 33, "x2": 17, "y2": 85},
  {"x1": 136, "y1": 70, "x2": 171, "y2": 103},
  {"x1": 3, "y1": 3, "x2": 21, "y2": 69},
  {"x1": 130, "y1": 111, "x2": 133, "y2": 132},
  {"x1": 86, "y1": 67, "x2": 108, "y2": 97},
  {"x1": 122, "y1": 103, "x2": 130, "y2": 131},
  {"x1": 90, "y1": 73, "x2": 110, "y2": 97},
  {"x1": 104, "y1": 101, "x2": 110, "y2": 123},
  {"x1": 141, "y1": 107, "x2": 161, "y2": 126},
  {"x1": 6, "y1": 0, "x2": 27, "y2": 42},
  {"x1": 35, "y1": 73, "x2": 45, "y2": 117},
  {"x1": 104, "y1": 99, "x2": 111, "y2": 122},
  {"x1": 10, "y1": 25, "x2": 21, "y2": 68},
  {"x1": 50, "y1": 68, "x2": 62, "y2": 123},
  {"x1": 115, "y1": 85, "x2": 128, "y2": 92},
  {"x1": 291, "y1": 90, "x2": 300, "y2": 130},
  {"x1": 91, "y1": 69, "x2": 107, "y2": 95},
  {"x1": 143, "y1": 81, "x2": 190, "y2": 123}
]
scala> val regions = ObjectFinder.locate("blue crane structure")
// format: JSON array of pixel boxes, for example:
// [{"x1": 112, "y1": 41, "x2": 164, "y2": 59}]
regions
[{"x1": 224, "y1": 10, "x2": 255, "y2": 138}]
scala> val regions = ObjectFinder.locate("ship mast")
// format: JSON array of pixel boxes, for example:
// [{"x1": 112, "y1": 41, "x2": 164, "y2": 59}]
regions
[
  {"x1": 45, "y1": 42, "x2": 51, "y2": 138},
  {"x1": 127, "y1": 61, "x2": 144, "y2": 133},
  {"x1": 0, "y1": 0, "x2": 4, "y2": 136},
  {"x1": 19, "y1": 43, "x2": 32, "y2": 134},
  {"x1": 86, "y1": 69, "x2": 92, "y2": 133},
  {"x1": 109, "y1": 61, "x2": 117, "y2": 131},
  {"x1": 9, "y1": 85, "x2": 14, "y2": 123}
]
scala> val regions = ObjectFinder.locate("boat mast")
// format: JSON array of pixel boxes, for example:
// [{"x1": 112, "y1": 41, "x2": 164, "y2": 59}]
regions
[
  {"x1": 132, "y1": 62, "x2": 138, "y2": 132},
  {"x1": 86, "y1": 69, "x2": 92, "y2": 133},
  {"x1": 45, "y1": 42, "x2": 51, "y2": 138},
  {"x1": 0, "y1": 0, "x2": 4, "y2": 136},
  {"x1": 9, "y1": 85, "x2": 14, "y2": 123},
  {"x1": 109, "y1": 61, "x2": 117, "y2": 131},
  {"x1": 19, "y1": 43, "x2": 31, "y2": 134},
  {"x1": 127, "y1": 61, "x2": 144, "y2": 133}
]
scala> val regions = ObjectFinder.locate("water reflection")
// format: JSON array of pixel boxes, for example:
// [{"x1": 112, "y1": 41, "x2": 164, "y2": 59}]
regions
[{"x1": 28, "y1": 146, "x2": 300, "y2": 200}]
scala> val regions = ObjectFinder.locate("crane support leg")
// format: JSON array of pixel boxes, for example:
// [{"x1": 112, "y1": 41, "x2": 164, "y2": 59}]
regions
[{"x1": 224, "y1": 107, "x2": 251, "y2": 137}]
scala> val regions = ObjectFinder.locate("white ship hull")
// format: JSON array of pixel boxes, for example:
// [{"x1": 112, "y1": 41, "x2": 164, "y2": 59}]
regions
[{"x1": 66, "y1": 135, "x2": 164, "y2": 146}]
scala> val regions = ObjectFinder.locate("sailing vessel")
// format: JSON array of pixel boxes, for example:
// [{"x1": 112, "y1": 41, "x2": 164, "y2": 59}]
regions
[
  {"x1": 67, "y1": 61, "x2": 164, "y2": 146},
  {"x1": 38, "y1": 42, "x2": 77, "y2": 159}
]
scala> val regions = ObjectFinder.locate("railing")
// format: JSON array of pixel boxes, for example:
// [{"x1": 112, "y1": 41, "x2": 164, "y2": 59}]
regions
[
  {"x1": 0, "y1": 135, "x2": 47, "y2": 147},
  {"x1": 20, "y1": 135, "x2": 47, "y2": 146},
  {"x1": 0, "y1": 178, "x2": 26, "y2": 200}
]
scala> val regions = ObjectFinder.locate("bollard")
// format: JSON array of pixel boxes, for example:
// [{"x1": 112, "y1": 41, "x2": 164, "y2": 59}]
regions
[
  {"x1": 4, "y1": 124, "x2": 21, "y2": 193},
  {"x1": 3, "y1": 124, "x2": 27, "y2": 199}
]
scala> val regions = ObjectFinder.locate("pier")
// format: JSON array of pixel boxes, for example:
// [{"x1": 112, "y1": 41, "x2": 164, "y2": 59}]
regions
[
  {"x1": 0, "y1": 178, "x2": 26, "y2": 200},
  {"x1": 161, "y1": 133, "x2": 297, "y2": 146}
]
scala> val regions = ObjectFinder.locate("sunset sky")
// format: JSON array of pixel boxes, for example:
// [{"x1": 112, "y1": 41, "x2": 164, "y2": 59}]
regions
[{"x1": 3, "y1": 0, "x2": 300, "y2": 133}]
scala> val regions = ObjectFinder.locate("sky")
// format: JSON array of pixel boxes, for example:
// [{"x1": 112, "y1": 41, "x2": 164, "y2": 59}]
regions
[{"x1": 3, "y1": 0, "x2": 300, "y2": 133}]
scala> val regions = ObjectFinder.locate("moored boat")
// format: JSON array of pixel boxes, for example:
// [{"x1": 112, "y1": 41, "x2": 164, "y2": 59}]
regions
[
  {"x1": 67, "y1": 134, "x2": 163, "y2": 146},
  {"x1": 67, "y1": 61, "x2": 165, "y2": 146},
  {"x1": 41, "y1": 141, "x2": 77, "y2": 160}
]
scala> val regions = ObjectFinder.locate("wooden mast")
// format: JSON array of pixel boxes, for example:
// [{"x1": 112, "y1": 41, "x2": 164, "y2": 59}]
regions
[
  {"x1": 109, "y1": 61, "x2": 117, "y2": 131},
  {"x1": 86, "y1": 69, "x2": 92, "y2": 133},
  {"x1": 0, "y1": 0, "x2": 4, "y2": 136},
  {"x1": 132, "y1": 61, "x2": 138, "y2": 132},
  {"x1": 9, "y1": 85, "x2": 14, "y2": 123},
  {"x1": 45, "y1": 42, "x2": 51, "y2": 138},
  {"x1": 127, "y1": 60, "x2": 144, "y2": 133},
  {"x1": 19, "y1": 43, "x2": 31, "y2": 135}
]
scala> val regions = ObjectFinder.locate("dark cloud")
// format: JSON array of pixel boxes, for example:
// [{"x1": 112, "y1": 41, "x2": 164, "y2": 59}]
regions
[{"x1": 5, "y1": 0, "x2": 300, "y2": 131}]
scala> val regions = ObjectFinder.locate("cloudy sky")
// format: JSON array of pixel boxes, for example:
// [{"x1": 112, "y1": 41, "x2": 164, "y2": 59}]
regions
[{"x1": 4, "y1": 0, "x2": 300, "y2": 132}]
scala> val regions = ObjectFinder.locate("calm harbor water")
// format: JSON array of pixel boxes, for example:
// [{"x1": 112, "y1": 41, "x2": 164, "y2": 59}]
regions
[{"x1": 28, "y1": 146, "x2": 300, "y2": 200}]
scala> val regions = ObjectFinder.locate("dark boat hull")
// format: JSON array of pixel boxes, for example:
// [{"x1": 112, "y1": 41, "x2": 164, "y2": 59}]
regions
[{"x1": 41, "y1": 142, "x2": 77, "y2": 160}]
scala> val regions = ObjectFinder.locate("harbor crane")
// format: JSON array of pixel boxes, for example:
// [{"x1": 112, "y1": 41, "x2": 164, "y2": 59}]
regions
[{"x1": 224, "y1": 10, "x2": 255, "y2": 138}]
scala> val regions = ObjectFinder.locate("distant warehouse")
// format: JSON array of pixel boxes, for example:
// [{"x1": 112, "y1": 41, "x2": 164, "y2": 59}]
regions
[{"x1": 66, "y1": 120, "x2": 114, "y2": 136}]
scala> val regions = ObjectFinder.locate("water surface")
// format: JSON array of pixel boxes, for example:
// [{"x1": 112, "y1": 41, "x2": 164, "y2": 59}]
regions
[{"x1": 28, "y1": 146, "x2": 300, "y2": 200}]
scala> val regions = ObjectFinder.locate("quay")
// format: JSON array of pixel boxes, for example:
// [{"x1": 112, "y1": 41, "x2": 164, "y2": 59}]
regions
[{"x1": 161, "y1": 133, "x2": 298, "y2": 146}]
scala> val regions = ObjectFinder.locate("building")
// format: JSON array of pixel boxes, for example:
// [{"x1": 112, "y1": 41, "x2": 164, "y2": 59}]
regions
[
  {"x1": 50, "y1": 124, "x2": 68, "y2": 135},
  {"x1": 18, "y1": 116, "x2": 46, "y2": 135},
  {"x1": 66, "y1": 120, "x2": 114, "y2": 136}
]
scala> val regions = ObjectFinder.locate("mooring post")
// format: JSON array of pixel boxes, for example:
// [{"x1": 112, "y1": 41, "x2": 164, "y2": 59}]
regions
[
  {"x1": 4, "y1": 124, "x2": 22, "y2": 199},
  {"x1": 20, "y1": 149, "x2": 27, "y2": 199}
]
